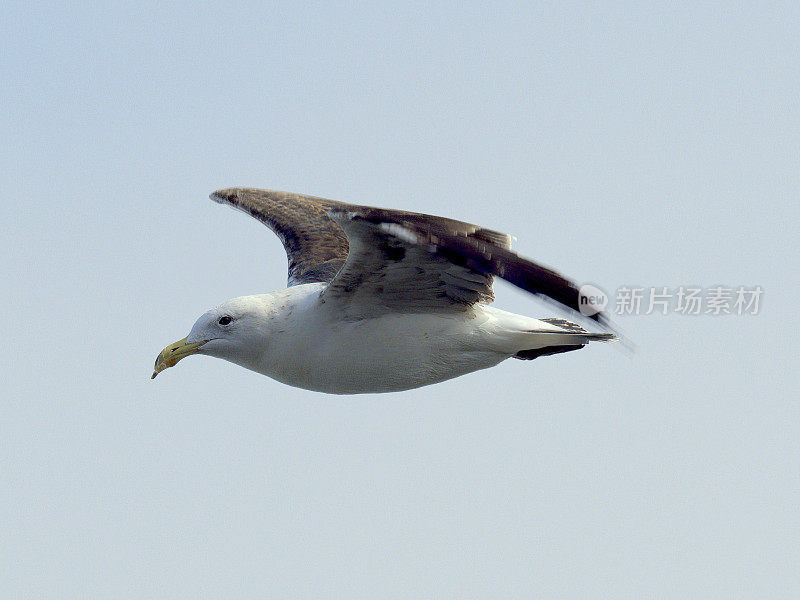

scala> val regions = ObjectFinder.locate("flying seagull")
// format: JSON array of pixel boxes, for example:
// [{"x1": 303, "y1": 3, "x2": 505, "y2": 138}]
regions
[{"x1": 152, "y1": 188, "x2": 616, "y2": 393}]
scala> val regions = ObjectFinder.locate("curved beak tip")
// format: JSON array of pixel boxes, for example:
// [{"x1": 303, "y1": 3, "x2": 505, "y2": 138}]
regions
[{"x1": 150, "y1": 337, "x2": 207, "y2": 381}]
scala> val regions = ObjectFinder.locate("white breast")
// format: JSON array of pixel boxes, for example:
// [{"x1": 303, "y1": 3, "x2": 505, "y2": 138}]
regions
[{"x1": 256, "y1": 287, "x2": 508, "y2": 394}]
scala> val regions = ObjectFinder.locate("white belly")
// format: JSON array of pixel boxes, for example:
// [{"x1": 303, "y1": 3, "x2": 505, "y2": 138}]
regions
[{"x1": 262, "y1": 308, "x2": 509, "y2": 394}]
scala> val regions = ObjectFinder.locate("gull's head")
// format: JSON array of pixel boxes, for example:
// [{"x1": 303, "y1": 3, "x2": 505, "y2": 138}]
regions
[{"x1": 151, "y1": 296, "x2": 270, "y2": 379}]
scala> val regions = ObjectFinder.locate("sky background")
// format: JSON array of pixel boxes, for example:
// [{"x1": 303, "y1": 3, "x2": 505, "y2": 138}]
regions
[{"x1": 2, "y1": 2, "x2": 798, "y2": 598}]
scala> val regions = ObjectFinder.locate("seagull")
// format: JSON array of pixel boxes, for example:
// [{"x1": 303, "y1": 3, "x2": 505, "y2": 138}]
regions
[{"x1": 152, "y1": 188, "x2": 616, "y2": 393}]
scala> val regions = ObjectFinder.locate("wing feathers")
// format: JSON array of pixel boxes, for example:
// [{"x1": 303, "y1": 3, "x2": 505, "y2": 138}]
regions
[
  {"x1": 210, "y1": 188, "x2": 349, "y2": 285},
  {"x1": 434, "y1": 234, "x2": 612, "y2": 327},
  {"x1": 209, "y1": 188, "x2": 613, "y2": 329},
  {"x1": 333, "y1": 208, "x2": 611, "y2": 327}
]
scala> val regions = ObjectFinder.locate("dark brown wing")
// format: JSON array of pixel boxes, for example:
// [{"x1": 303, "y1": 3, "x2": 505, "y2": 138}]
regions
[
  {"x1": 210, "y1": 188, "x2": 350, "y2": 285},
  {"x1": 324, "y1": 206, "x2": 613, "y2": 329},
  {"x1": 210, "y1": 188, "x2": 613, "y2": 329},
  {"x1": 321, "y1": 209, "x2": 508, "y2": 317}
]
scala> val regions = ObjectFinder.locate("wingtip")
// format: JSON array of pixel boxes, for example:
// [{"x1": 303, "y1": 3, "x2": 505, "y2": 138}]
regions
[{"x1": 210, "y1": 188, "x2": 241, "y2": 204}]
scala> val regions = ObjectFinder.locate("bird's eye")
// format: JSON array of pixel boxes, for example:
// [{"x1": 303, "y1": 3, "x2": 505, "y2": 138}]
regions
[{"x1": 218, "y1": 315, "x2": 233, "y2": 326}]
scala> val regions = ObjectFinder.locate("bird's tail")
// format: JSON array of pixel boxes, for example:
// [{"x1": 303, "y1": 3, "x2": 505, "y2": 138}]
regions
[{"x1": 510, "y1": 318, "x2": 616, "y2": 361}]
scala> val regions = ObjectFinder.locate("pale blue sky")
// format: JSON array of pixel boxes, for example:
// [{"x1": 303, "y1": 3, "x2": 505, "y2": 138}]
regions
[{"x1": 2, "y1": 2, "x2": 798, "y2": 598}]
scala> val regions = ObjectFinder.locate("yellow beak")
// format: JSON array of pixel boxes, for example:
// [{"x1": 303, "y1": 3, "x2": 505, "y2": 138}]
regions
[{"x1": 151, "y1": 337, "x2": 208, "y2": 379}]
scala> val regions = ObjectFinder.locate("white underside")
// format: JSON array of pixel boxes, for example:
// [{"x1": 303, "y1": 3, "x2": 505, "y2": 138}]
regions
[{"x1": 203, "y1": 284, "x2": 600, "y2": 394}]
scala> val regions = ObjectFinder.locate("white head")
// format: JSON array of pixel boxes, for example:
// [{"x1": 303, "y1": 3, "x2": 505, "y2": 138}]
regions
[{"x1": 152, "y1": 295, "x2": 272, "y2": 378}]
